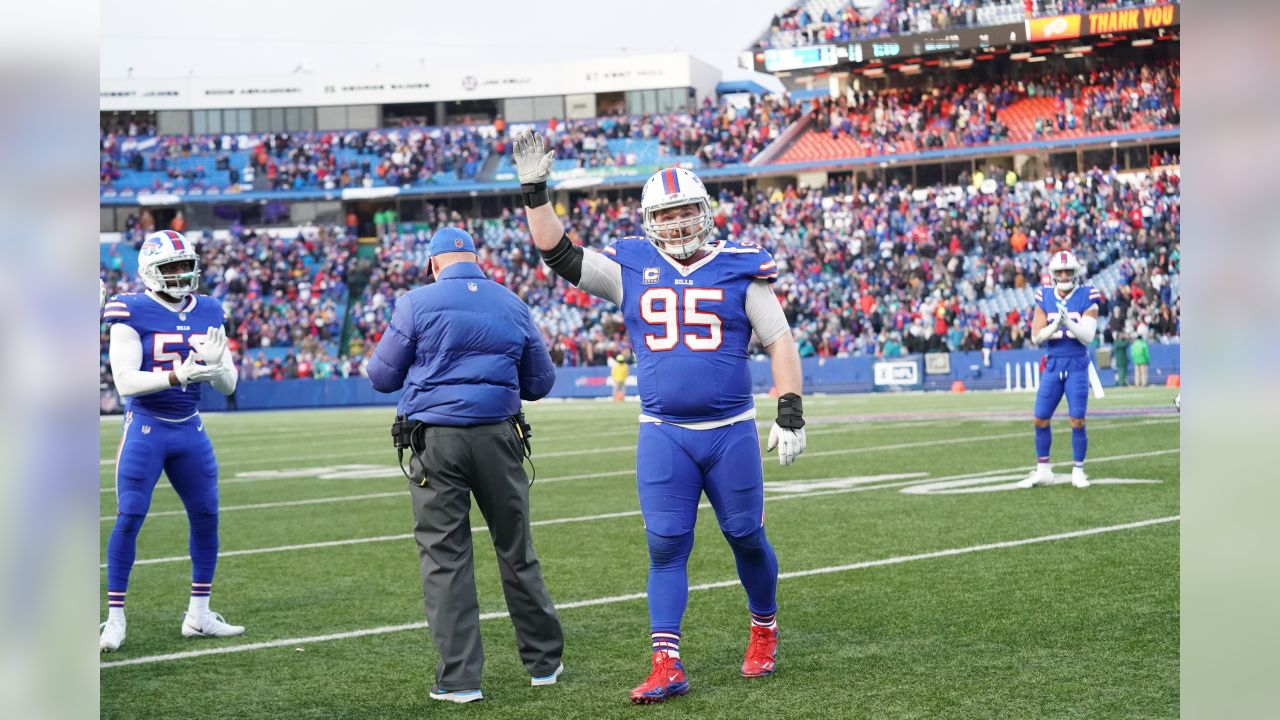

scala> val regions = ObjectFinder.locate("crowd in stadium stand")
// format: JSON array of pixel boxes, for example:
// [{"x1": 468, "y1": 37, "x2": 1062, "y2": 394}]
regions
[
  {"x1": 100, "y1": 124, "x2": 495, "y2": 194},
  {"x1": 100, "y1": 96, "x2": 804, "y2": 195},
  {"x1": 735, "y1": 166, "x2": 1179, "y2": 358},
  {"x1": 99, "y1": 57, "x2": 1177, "y2": 198},
  {"x1": 679, "y1": 94, "x2": 804, "y2": 166},
  {"x1": 813, "y1": 84, "x2": 1011, "y2": 151},
  {"x1": 808, "y1": 59, "x2": 1178, "y2": 153},
  {"x1": 101, "y1": 116, "x2": 156, "y2": 138},
  {"x1": 100, "y1": 155, "x2": 1179, "y2": 386},
  {"x1": 330, "y1": 164, "x2": 1178, "y2": 373},
  {"x1": 522, "y1": 94, "x2": 806, "y2": 170},
  {"x1": 101, "y1": 163, "x2": 1178, "y2": 382},
  {"x1": 1050, "y1": 61, "x2": 1180, "y2": 135},
  {"x1": 756, "y1": 0, "x2": 1175, "y2": 49}
]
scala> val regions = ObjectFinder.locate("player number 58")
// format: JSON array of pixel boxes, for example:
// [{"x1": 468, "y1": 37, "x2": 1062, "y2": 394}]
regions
[{"x1": 152, "y1": 332, "x2": 209, "y2": 372}]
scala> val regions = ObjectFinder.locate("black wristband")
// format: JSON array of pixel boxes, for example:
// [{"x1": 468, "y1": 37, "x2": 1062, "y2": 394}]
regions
[
  {"x1": 538, "y1": 232, "x2": 584, "y2": 286},
  {"x1": 521, "y1": 181, "x2": 549, "y2": 208},
  {"x1": 776, "y1": 392, "x2": 805, "y2": 429}
]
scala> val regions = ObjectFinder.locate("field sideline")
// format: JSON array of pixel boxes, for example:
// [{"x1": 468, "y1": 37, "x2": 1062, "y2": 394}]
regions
[{"x1": 99, "y1": 387, "x2": 1180, "y2": 720}]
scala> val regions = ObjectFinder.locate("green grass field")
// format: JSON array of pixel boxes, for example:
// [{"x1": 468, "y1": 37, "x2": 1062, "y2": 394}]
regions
[{"x1": 99, "y1": 387, "x2": 1180, "y2": 719}]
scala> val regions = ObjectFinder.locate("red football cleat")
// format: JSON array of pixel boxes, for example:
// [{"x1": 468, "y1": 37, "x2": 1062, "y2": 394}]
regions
[
  {"x1": 741, "y1": 625, "x2": 779, "y2": 678},
  {"x1": 629, "y1": 651, "x2": 689, "y2": 704}
]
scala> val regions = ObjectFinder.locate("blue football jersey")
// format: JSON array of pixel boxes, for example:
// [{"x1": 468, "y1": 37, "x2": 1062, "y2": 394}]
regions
[
  {"x1": 602, "y1": 237, "x2": 778, "y2": 423},
  {"x1": 103, "y1": 292, "x2": 226, "y2": 418},
  {"x1": 1035, "y1": 284, "x2": 1102, "y2": 359}
]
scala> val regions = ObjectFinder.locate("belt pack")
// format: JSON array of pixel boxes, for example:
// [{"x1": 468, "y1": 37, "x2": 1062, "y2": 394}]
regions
[
  {"x1": 510, "y1": 412, "x2": 532, "y2": 457},
  {"x1": 510, "y1": 412, "x2": 536, "y2": 485},
  {"x1": 391, "y1": 414, "x2": 535, "y2": 487},
  {"x1": 391, "y1": 416, "x2": 427, "y2": 486},
  {"x1": 391, "y1": 415, "x2": 423, "y2": 452}
]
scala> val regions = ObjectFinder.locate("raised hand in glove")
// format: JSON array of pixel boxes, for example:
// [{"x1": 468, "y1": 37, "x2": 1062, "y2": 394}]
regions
[
  {"x1": 512, "y1": 130, "x2": 554, "y2": 186},
  {"x1": 766, "y1": 392, "x2": 807, "y2": 466},
  {"x1": 174, "y1": 350, "x2": 226, "y2": 390},
  {"x1": 191, "y1": 326, "x2": 228, "y2": 366}
]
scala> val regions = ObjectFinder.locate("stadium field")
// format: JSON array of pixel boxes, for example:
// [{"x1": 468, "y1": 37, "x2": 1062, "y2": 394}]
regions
[{"x1": 99, "y1": 387, "x2": 1179, "y2": 719}]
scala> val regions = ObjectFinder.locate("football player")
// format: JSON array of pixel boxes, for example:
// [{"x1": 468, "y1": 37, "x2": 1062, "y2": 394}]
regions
[
  {"x1": 1018, "y1": 250, "x2": 1101, "y2": 490},
  {"x1": 513, "y1": 131, "x2": 806, "y2": 704},
  {"x1": 100, "y1": 230, "x2": 243, "y2": 652}
]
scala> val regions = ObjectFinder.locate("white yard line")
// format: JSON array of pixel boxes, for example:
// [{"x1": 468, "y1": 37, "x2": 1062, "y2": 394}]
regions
[
  {"x1": 99, "y1": 492, "x2": 409, "y2": 522},
  {"x1": 110, "y1": 509, "x2": 649, "y2": 567},
  {"x1": 178, "y1": 417, "x2": 950, "y2": 451},
  {"x1": 798, "y1": 418, "x2": 1174, "y2": 461},
  {"x1": 100, "y1": 515, "x2": 1179, "y2": 669},
  {"x1": 98, "y1": 417, "x2": 1176, "y2": 492},
  {"x1": 100, "y1": 468, "x2": 638, "y2": 495},
  {"x1": 93, "y1": 419, "x2": 950, "y2": 466},
  {"x1": 764, "y1": 449, "x2": 1180, "y2": 501},
  {"x1": 101, "y1": 448, "x2": 1179, "y2": 566}
]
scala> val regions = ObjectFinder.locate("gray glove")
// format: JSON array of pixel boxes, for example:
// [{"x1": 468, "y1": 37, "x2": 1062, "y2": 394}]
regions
[
  {"x1": 767, "y1": 423, "x2": 807, "y2": 466},
  {"x1": 191, "y1": 326, "x2": 228, "y2": 366},
  {"x1": 174, "y1": 350, "x2": 226, "y2": 390},
  {"x1": 512, "y1": 130, "x2": 554, "y2": 185}
]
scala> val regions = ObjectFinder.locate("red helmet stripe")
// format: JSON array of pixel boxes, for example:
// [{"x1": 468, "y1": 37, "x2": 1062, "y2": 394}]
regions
[{"x1": 662, "y1": 168, "x2": 679, "y2": 194}]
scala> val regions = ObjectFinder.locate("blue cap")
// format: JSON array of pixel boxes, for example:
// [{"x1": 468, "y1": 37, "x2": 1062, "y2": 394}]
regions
[{"x1": 428, "y1": 227, "x2": 476, "y2": 257}]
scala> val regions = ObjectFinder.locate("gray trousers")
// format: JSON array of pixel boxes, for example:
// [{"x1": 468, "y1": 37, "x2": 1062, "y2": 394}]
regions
[{"x1": 406, "y1": 421, "x2": 563, "y2": 691}]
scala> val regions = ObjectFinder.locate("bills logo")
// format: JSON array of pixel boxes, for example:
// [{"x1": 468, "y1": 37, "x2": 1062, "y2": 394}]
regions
[
  {"x1": 642, "y1": 268, "x2": 660, "y2": 285},
  {"x1": 1028, "y1": 13, "x2": 1081, "y2": 41},
  {"x1": 1043, "y1": 16, "x2": 1072, "y2": 36},
  {"x1": 467, "y1": 282, "x2": 478, "y2": 292}
]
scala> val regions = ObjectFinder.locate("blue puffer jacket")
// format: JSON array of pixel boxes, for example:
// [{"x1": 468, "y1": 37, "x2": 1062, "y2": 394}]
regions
[{"x1": 367, "y1": 262, "x2": 555, "y2": 425}]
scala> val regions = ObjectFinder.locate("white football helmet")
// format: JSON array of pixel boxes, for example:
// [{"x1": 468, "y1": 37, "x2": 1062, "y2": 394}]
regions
[
  {"x1": 1047, "y1": 249, "x2": 1081, "y2": 294},
  {"x1": 139, "y1": 230, "x2": 200, "y2": 298},
  {"x1": 640, "y1": 167, "x2": 714, "y2": 259}
]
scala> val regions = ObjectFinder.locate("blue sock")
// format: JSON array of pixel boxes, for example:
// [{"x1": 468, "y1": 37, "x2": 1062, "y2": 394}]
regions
[
  {"x1": 1034, "y1": 424, "x2": 1052, "y2": 462},
  {"x1": 186, "y1": 511, "x2": 220, "y2": 584},
  {"x1": 106, "y1": 512, "x2": 147, "y2": 594},
  {"x1": 724, "y1": 527, "x2": 779, "y2": 620},
  {"x1": 1072, "y1": 425, "x2": 1088, "y2": 464},
  {"x1": 646, "y1": 531, "x2": 694, "y2": 635}
]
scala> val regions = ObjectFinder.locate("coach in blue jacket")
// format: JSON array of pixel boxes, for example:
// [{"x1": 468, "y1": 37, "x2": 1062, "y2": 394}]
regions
[{"x1": 368, "y1": 227, "x2": 564, "y2": 703}]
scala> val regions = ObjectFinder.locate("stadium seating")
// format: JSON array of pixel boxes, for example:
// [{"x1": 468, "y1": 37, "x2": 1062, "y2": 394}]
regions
[
  {"x1": 101, "y1": 97, "x2": 800, "y2": 197},
  {"x1": 102, "y1": 60, "x2": 1176, "y2": 200},
  {"x1": 100, "y1": 125, "x2": 495, "y2": 196},
  {"x1": 776, "y1": 60, "x2": 1178, "y2": 164},
  {"x1": 753, "y1": 1, "x2": 1174, "y2": 49},
  {"x1": 101, "y1": 161, "x2": 1180, "y2": 381}
]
